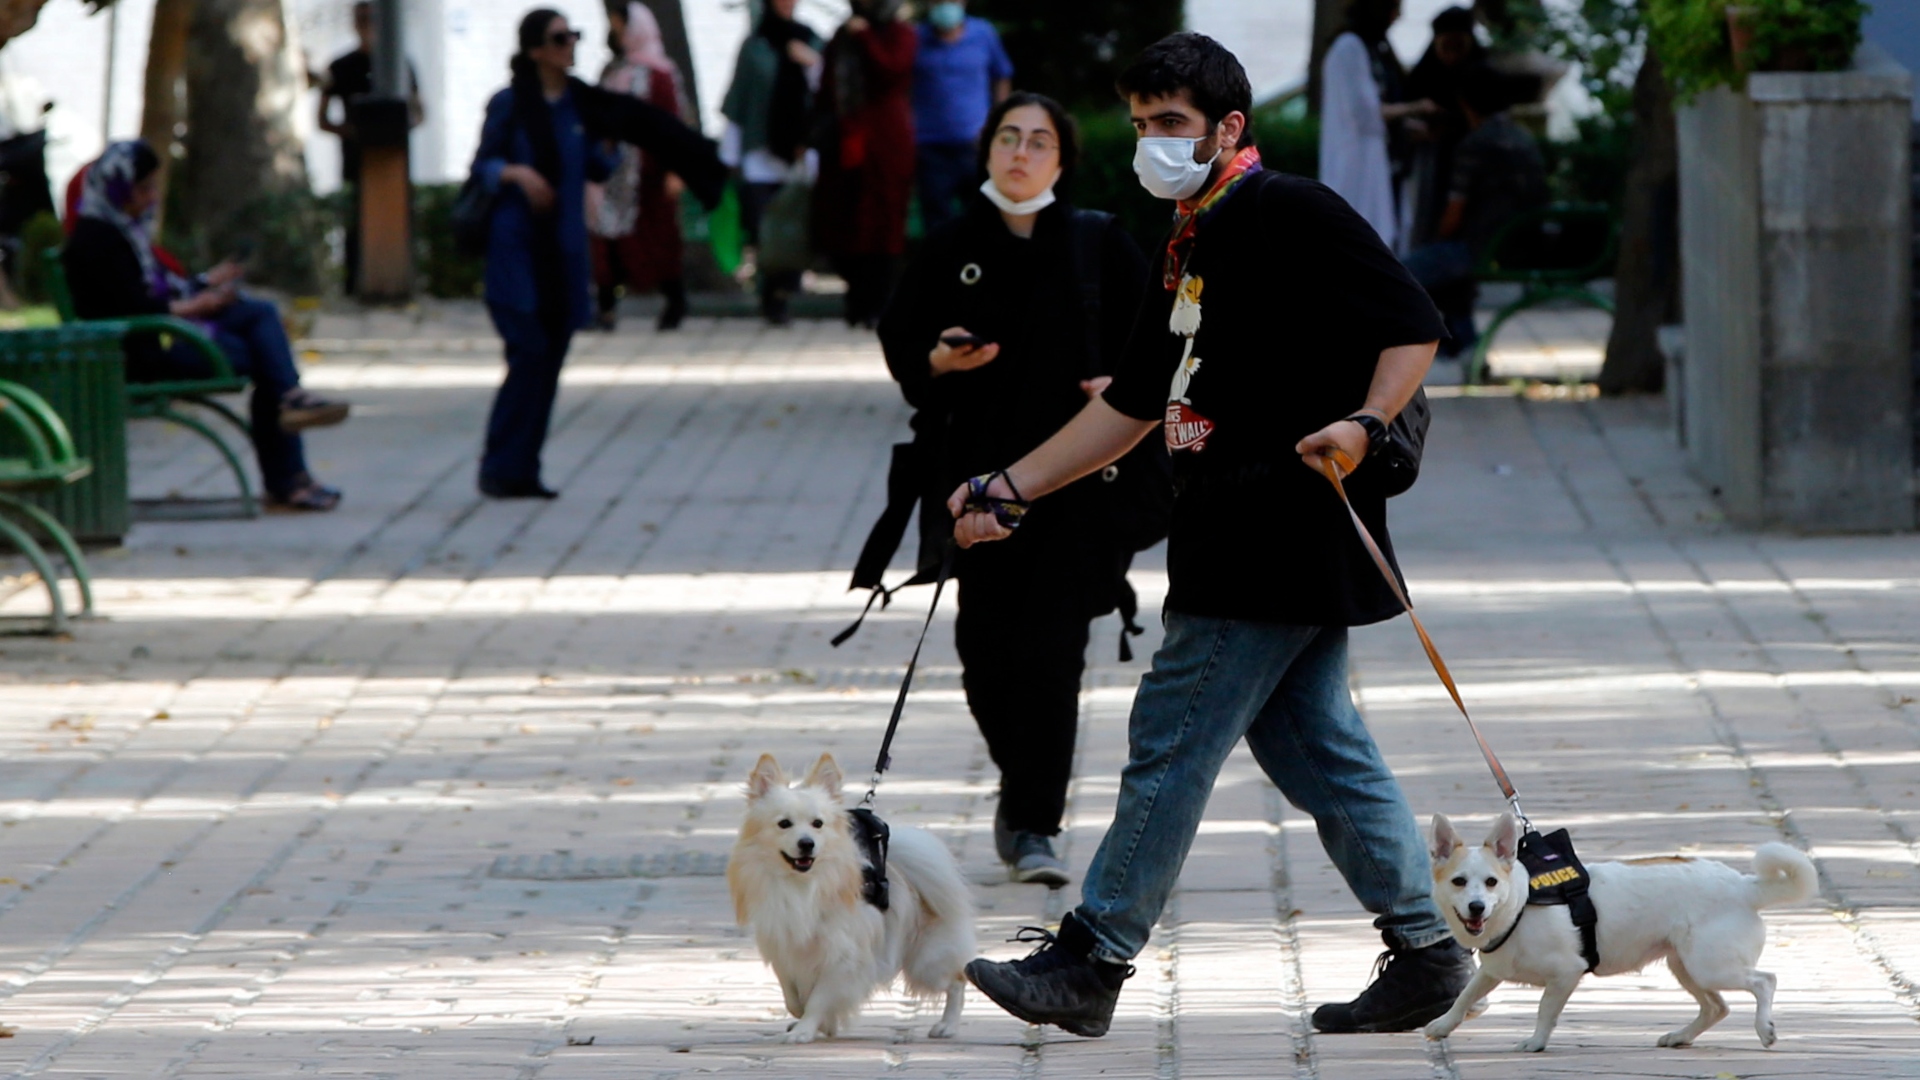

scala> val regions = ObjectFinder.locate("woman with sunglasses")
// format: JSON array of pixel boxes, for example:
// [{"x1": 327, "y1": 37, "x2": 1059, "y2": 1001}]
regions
[
  {"x1": 469, "y1": 8, "x2": 725, "y2": 499},
  {"x1": 868, "y1": 92, "x2": 1154, "y2": 886}
]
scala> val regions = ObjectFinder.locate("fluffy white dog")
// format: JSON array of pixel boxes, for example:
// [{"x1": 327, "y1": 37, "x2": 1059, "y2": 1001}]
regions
[
  {"x1": 1424, "y1": 812, "x2": 1817, "y2": 1052},
  {"x1": 728, "y1": 753, "x2": 975, "y2": 1043}
]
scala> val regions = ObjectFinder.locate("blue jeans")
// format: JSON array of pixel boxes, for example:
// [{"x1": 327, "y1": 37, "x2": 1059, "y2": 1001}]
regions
[
  {"x1": 482, "y1": 303, "x2": 575, "y2": 487},
  {"x1": 1075, "y1": 613, "x2": 1451, "y2": 962},
  {"x1": 915, "y1": 141, "x2": 976, "y2": 234},
  {"x1": 150, "y1": 296, "x2": 308, "y2": 498},
  {"x1": 1403, "y1": 240, "x2": 1479, "y2": 354}
]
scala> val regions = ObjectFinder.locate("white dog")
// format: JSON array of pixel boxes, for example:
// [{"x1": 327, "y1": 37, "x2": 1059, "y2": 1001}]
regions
[
  {"x1": 1424, "y1": 812, "x2": 1817, "y2": 1052},
  {"x1": 728, "y1": 753, "x2": 975, "y2": 1043}
]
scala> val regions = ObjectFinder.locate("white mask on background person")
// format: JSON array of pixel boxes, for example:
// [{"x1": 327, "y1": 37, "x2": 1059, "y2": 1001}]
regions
[
  {"x1": 979, "y1": 176, "x2": 1058, "y2": 217},
  {"x1": 1133, "y1": 134, "x2": 1221, "y2": 201}
]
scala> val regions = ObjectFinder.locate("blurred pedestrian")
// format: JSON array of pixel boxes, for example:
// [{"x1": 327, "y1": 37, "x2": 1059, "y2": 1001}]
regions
[
  {"x1": 720, "y1": 0, "x2": 823, "y2": 325},
  {"x1": 813, "y1": 0, "x2": 916, "y2": 329},
  {"x1": 1318, "y1": 0, "x2": 1433, "y2": 250},
  {"x1": 589, "y1": 2, "x2": 691, "y2": 332},
  {"x1": 1403, "y1": 5, "x2": 1485, "y2": 247},
  {"x1": 468, "y1": 8, "x2": 724, "y2": 499},
  {"x1": 318, "y1": 0, "x2": 423, "y2": 295},
  {"x1": 955, "y1": 31, "x2": 1468, "y2": 1040},
  {"x1": 63, "y1": 140, "x2": 352, "y2": 511},
  {"x1": 910, "y1": 0, "x2": 1011, "y2": 233},
  {"x1": 1402, "y1": 71, "x2": 1547, "y2": 353},
  {"x1": 872, "y1": 91, "x2": 1150, "y2": 886}
]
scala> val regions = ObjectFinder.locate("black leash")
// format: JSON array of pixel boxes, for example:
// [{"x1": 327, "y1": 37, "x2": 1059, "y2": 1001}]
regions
[{"x1": 859, "y1": 540, "x2": 956, "y2": 806}]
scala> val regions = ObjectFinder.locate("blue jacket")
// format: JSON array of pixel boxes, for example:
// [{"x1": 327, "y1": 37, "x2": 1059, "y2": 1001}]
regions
[{"x1": 473, "y1": 86, "x2": 618, "y2": 328}]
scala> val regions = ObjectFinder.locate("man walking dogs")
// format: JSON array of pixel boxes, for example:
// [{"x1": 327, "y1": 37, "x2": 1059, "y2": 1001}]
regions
[{"x1": 954, "y1": 33, "x2": 1472, "y2": 1038}]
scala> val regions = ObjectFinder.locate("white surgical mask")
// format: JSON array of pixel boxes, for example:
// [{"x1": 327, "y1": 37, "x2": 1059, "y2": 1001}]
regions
[
  {"x1": 1133, "y1": 135, "x2": 1220, "y2": 201},
  {"x1": 979, "y1": 176, "x2": 1057, "y2": 217}
]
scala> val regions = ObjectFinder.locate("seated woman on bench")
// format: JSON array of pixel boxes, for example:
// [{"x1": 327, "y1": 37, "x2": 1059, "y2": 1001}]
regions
[{"x1": 61, "y1": 140, "x2": 350, "y2": 512}]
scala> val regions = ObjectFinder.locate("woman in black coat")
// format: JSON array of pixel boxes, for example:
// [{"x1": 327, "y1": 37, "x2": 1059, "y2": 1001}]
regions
[{"x1": 875, "y1": 92, "x2": 1150, "y2": 886}]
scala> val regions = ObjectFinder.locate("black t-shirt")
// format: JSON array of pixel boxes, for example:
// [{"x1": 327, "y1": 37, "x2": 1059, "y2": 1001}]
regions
[{"x1": 1102, "y1": 169, "x2": 1444, "y2": 626}]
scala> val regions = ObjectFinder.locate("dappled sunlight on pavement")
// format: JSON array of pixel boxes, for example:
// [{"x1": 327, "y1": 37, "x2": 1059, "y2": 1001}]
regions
[{"x1": 0, "y1": 310, "x2": 1913, "y2": 1076}]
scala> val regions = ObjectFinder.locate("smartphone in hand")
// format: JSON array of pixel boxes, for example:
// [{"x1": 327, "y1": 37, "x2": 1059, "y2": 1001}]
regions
[{"x1": 940, "y1": 333, "x2": 991, "y2": 350}]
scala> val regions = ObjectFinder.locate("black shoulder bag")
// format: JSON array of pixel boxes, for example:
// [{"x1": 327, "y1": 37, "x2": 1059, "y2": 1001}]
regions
[
  {"x1": 450, "y1": 98, "x2": 522, "y2": 259},
  {"x1": 1066, "y1": 209, "x2": 1173, "y2": 660}
]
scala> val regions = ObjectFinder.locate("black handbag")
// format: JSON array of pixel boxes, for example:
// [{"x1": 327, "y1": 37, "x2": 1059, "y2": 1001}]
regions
[
  {"x1": 1372, "y1": 386, "x2": 1430, "y2": 498},
  {"x1": 449, "y1": 171, "x2": 494, "y2": 258}
]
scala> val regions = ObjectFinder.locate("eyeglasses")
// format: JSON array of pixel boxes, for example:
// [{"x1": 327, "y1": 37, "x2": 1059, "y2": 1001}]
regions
[
  {"x1": 991, "y1": 128, "x2": 1059, "y2": 156},
  {"x1": 547, "y1": 28, "x2": 581, "y2": 46}
]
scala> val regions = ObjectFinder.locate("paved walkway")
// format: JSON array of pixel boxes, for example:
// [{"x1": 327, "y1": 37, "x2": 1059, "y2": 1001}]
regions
[{"x1": 0, "y1": 309, "x2": 1915, "y2": 1078}]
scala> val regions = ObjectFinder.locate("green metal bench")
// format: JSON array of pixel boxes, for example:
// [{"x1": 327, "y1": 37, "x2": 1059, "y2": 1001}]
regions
[
  {"x1": 1465, "y1": 204, "x2": 1617, "y2": 384},
  {"x1": 44, "y1": 247, "x2": 258, "y2": 517},
  {"x1": 0, "y1": 376, "x2": 94, "y2": 633}
]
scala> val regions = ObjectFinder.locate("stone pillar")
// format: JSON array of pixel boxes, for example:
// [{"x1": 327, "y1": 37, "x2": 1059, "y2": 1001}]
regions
[{"x1": 1676, "y1": 44, "x2": 1914, "y2": 530}]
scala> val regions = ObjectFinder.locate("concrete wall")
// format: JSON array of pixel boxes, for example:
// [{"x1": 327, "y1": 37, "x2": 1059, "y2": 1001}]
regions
[{"x1": 1677, "y1": 45, "x2": 1915, "y2": 531}]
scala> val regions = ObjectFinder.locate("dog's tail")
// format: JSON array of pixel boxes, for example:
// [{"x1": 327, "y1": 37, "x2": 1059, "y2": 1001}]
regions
[{"x1": 1749, "y1": 843, "x2": 1818, "y2": 909}]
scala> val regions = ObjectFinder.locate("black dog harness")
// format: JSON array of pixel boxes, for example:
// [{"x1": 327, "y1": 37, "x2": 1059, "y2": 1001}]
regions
[
  {"x1": 847, "y1": 806, "x2": 891, "y2": 911},
  {"x1": 1478, "y1": 827, "x2": 1600, "y2": 972}
]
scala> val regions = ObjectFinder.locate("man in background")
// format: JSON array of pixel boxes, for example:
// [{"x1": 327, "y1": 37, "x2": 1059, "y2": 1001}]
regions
[
  {"x1": 318, "y1": 0, "x2": 423, "y2": 295},
  {"x1": 1402, "y1": 71, "x2": 1547, "y2": 355},
  {"x1": 911, "y1": 0, "x2": 1011, "y2": 233}
]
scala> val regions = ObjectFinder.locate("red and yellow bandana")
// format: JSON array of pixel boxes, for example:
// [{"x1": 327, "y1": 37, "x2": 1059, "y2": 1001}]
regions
[{"x1": 1162, "y1": 146, "x2": 1263, "y2": 290}]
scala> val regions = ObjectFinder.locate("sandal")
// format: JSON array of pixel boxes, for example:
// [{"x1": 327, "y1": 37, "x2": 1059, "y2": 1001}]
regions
[
  {"x1": 280, "y1": 388, "x2": 351, "y2": 432},
  {"x1": 266, "y1": 479, "x2": 342, "y2": 513}
]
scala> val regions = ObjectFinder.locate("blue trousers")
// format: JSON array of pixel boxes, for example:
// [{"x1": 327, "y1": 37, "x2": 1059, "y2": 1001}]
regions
[
  {"x1": 482, "y1": 303, "x2": 574, "y2": 487},
  {"x1": 148, "y1": 297, "x2": 308, "y2": 498},
  {"x1": 915, "y1": 142, "x2": 976, "y2": 235},
  {"x1": 1074, "y1": 613, "x2": 1452, "y2": 962},
  {"x1": 1403, "y1": 240, "x2": 1480, "y2": 353}
]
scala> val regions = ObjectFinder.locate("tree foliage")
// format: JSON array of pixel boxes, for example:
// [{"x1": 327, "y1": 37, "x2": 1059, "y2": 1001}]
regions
[{"x1": 967, "y1": 0, "x2": 1183, "y2": 113}]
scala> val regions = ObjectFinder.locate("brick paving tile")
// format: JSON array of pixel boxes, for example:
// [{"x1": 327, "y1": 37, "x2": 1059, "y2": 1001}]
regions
[{"x1": 0, "y1": 308, "x2": 1913, "y2": 1077}]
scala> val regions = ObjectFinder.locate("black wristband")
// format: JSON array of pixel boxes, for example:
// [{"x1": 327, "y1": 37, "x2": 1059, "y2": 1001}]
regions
[{"x1": 1346, "y1": 413, "x2": 1389, "y2": 456}]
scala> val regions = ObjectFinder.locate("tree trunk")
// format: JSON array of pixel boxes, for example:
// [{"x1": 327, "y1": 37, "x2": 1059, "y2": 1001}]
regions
[
  {"x1": 0, "y1": 0, "x2": 51, "y2": 48},
  {"x1": 177, "y1": 0, "x2": 309, "y2": 260},
  {"x1": 1306, "y1": 0, "x2": 1348, "y2": 115},
  {"x1": 641, "y1": 0, "x2": 699, "y2": 123},
  {"x1": 140, "y1": 0, "x2": 192, "y2": 235},
  {"x1": 1598, "y1": 50, "x2": 1680, "y2": 396}
]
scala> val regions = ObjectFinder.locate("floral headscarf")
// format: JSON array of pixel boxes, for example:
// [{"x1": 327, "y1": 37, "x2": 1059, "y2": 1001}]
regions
[{"x1": 77, "y1": 141, "x2": 176, "y2": 299}]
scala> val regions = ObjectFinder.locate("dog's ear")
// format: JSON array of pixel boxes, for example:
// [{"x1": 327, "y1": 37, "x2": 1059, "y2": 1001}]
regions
[
  {"x1": 747, "y1": 754, "x2": 785, "y2": 800},
  {"x1": 805, "y1": 754, "x2": 844, "y2": 800},
  {"x1": 1486, "y1": 812, "x2": 1521, "y2": 865},
  {"x1": 1430, "y1": 814, "x2": 1463, "y2": 864}
]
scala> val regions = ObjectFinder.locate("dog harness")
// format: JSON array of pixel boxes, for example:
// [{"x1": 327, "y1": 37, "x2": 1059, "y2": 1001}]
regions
[
  {"x1": 1479, "y1": 827, "x2": 1600, "y2": 972},
  {"x1": 847, "y1": 806, "x2": 891, "y2": 911}
]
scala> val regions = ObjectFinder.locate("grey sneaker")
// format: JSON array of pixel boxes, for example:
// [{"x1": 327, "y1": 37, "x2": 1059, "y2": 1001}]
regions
[
  {"x1": 1008, "y1": 831, "x2": 1070, "y2": 888},
  {"x1": 993, "y1": 806, "x2": 1069, "y2": 886}
]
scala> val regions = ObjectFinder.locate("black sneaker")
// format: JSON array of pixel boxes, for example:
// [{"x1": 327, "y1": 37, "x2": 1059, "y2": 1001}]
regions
[
  {"x1": 1310, "y1": 936, "x2": 1474, "y2": 1033},
  {"x1": 964, "y1": 917, "x2": 1132, "y2": 1037}
]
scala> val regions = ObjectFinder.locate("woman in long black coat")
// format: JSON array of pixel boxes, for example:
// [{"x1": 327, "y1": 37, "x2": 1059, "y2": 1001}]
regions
[{"x1": 875, "y1": 92, "x2": 1150, "y2": 886}]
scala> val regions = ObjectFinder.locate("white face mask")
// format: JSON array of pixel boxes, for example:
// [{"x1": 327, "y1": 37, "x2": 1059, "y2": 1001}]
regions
[
  {"x1": 1133, "y1": 134, "x2": 1221, "y2": 201},
  {"x1": 979, "y1": 175, "x2": 1058, "y2": 217}
]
